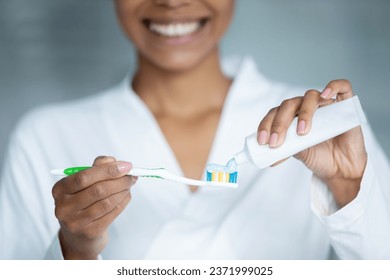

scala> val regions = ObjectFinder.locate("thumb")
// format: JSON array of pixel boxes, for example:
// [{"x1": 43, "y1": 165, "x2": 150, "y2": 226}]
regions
[{"x1": 93, "y1": 156, "x2": 117, "y2": 167}]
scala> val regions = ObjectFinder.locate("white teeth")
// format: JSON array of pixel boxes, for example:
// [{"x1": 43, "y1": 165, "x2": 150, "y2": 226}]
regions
[{"x1": 149, "y1": 21, "x2": 201, "y2": 37}]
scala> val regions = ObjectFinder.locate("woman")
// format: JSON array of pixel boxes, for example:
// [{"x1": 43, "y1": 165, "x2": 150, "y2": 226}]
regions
[{"x1": 1, "y1": 0, "x2": 389, "y2": 259}]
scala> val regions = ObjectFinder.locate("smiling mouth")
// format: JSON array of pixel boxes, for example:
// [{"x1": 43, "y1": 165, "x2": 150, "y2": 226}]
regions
[{"x1": 143, "y1": 18, "x2": 209, "y2": 37}]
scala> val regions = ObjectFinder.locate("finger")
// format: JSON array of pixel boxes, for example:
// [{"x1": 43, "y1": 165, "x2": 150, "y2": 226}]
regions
[
  {"x1": 320, "y1": 79, "x2": 354, "y2": 101},
  {"x1": 70, "y1": 175, "x2": 136, "y2": 210},
  {"x1": 318, "y1": 98, "x2": 336, "y2": 107},
  {"x1": 269, "y1": 97, "x2": 302, "y2": 147},
  {"x1": 93, "y1": 156, "x2": 116, "y2": 167},
  {"x1": 66, "y1": 161, "x2": 133, "y2": 194},
  {"x1": 297, "y1": 90, "x2": 321, "y2": 135},
  {"x1": 82, "y1": 192, "x2": 131, "y2": 240},
  {"x1": 92, "y1": 157, "x2": 137, "y2": 186},
  {"x1": 77, "y1": 189, "x2": 130, "y2": 224},
  {"x1": 257, "y1": 107, "x2": 278, "y2": 145}
]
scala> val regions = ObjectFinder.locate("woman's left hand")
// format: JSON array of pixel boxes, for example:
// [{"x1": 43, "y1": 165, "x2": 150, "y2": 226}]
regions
[{"x1": 257, "y1": 79, "x2": 367, "y2": 208}]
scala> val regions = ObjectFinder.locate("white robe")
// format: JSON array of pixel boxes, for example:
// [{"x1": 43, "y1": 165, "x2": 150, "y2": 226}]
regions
[{"x1": 1, "y1": 57, "x2": 389, "y2": 260}]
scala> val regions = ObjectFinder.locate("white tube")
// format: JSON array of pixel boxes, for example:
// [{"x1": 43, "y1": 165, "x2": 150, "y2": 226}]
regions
[{"x1": 233, "y1": 96, "x2": 367, "y2": 169}]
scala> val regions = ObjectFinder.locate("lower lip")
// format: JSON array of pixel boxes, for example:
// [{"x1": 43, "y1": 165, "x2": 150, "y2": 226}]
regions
[{"x1": 160, "y1": 34, "x2": 199, "y2": 45}]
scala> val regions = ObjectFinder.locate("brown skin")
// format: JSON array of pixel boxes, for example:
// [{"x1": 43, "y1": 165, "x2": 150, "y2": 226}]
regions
[{"x1": 52, "y1": 0, "x2": 367, "y2": 259}]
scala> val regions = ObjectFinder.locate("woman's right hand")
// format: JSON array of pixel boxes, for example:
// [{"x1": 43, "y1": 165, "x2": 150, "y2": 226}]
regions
[{"x1": 51, "y1": 156, "x2": 136, "y2": 259}]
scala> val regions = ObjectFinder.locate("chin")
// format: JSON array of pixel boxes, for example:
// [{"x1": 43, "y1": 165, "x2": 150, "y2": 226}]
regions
[{"x1": 141, "y1": 51, "x2": 213, "y2": 74}]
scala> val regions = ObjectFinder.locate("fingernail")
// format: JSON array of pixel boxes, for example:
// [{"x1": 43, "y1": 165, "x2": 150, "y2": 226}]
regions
[
  {"x1": 269, "y1": 132, "x2": 279, "y2": 147},
  {"x1": 297, "y1": 120, "x2": 306, "y2": 135},
  {"x1": 117, "y1": 162, "x2": 132, "y2": 173},
  {"x1": 321, "y1": 88, "x2": 331, "y2": 98},
  {"x1": 258, "y1": 130, "x2": 268, "y2": 145}
]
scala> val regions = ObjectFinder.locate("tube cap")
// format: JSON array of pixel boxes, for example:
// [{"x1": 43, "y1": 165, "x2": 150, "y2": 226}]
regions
[{"x1": 233, "y1": 151, "x2": 249, "y2": 166}]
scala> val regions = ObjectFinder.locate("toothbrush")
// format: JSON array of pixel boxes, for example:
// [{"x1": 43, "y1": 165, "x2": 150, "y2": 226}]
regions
[{"x1": 50, "y1": 166, "x2": 238, "y2": 189}]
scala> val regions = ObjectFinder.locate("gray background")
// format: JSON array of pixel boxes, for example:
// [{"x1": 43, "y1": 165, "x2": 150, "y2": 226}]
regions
[{"x1": 1, "y1": 0, "x2": 389, "y2": 167}]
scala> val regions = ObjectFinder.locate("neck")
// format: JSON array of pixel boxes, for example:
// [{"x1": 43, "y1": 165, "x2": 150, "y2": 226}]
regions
[{"x1": 132, "y1": 50, "x2": 231, "y2": 118}]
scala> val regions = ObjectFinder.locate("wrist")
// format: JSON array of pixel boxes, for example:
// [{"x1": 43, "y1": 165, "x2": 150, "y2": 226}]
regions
[
  {"x1": 325, "y1": 151, "x2": 367, "y2": 208},
  {"x1": 58, "y1": 230, "x2": 100, "y2": 260},
  {"x1": 325, "y1": 176, "x2": 362, "y2": 208}
]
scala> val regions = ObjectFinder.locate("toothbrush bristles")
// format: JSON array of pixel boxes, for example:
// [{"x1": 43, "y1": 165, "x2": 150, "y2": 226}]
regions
[{"x1": 206, "y1": 171, "x2": 238, "y2": 183}]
